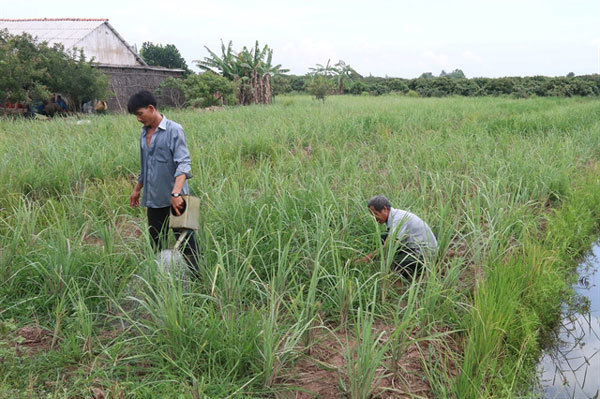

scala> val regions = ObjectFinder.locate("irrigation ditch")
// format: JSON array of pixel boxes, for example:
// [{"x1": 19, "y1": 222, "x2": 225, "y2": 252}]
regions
[
  {"x1": 535, "y1": 242, "x2": 600, "y2": 398},
  {"x1": 519, "y1": 164, "x2": 600, "y2": 398},
  {"x1": 450, "y1": 159, "x2": 600, "y2": 398}
]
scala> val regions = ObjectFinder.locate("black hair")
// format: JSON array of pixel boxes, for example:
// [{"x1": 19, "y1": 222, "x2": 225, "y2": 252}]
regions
[
  {"x1": 127, "y1": 90, "x2": 157, "y2": 114},
  {"x1": 367, "y1": 195, "x2": 391, "y2": 211}
]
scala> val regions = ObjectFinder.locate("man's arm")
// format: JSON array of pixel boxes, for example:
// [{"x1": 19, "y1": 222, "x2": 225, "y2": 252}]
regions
[
  {"x1": 170, "y1": 124, "x2": 193, "y2": 216},
  {"x1": 172, "y1": 126, "x2": 193, "y2": 181},
  {"x1": 129, "y1": 181, "x2": 143, "y2": 207},
  {"x1": 170, "y1": 174, "x2": 186, "y2": 216},
  {"x1": 131, "y1": 131, "x2": 144, "y2": 208},
  {"x1": 355, "y1": 237, "x2": 390, "y2": 264}
]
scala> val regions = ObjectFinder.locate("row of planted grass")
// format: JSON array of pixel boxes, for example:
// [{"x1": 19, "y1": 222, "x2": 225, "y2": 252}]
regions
[
  {"x1": 1, "y1": 95, "x2": 599, "y2": 398},
  {"x1": 456, "y1": 162, "x2": 600, "y2": 397}
]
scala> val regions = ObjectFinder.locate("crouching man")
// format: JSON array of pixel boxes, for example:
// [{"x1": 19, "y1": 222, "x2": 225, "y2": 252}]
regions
[
  {"x1": 127, "y1": 90, "x2": 200, "y2": 277},
  {"x1": 356, "y1": 195, "x2": 437, "y2": 279}
]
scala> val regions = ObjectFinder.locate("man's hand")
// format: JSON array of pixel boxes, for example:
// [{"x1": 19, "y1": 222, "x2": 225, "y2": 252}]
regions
[
  {"x1": 129, "y1": 189, "x2": 141, "y2": 207},
  {"x1": 170, "y1": 174, "x2": 187, "y2": 216},
  {"x1": 171, "y1": 195, "x2": 184, "y2": 216},
  {"x1": 354, "y1": 254, "x2": 373, "y2": 264}
]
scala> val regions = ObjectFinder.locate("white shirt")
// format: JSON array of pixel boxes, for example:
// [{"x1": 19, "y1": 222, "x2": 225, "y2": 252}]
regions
[{"x1": 386, "y1": 208, "x2": 438, "y2": 253}]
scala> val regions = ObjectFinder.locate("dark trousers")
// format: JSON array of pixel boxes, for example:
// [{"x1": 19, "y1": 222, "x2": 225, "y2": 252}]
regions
[
  {"x1": 147, "y1": 207, "x2": 201, "y2": 278},
  {"x1": 381, "y1": 233, "x2": 423, "y2": 279}
]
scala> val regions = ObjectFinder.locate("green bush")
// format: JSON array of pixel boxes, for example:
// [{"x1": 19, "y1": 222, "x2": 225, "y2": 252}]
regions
[
  {"x1": 385, "y1": 78, "x2": 409, "y2": 93},
  {"x1": 454, "y1": 79, "x2": 479, "y2": 96},
  {"x1": 156, "y1": 76, "x2": 186, "y2": 108},
  {"x1": 369, "y1": 83, "x2": 388, "y2": 96},
  {"x1": 184, "y1": 73, "x2": 237, "y2": 107},
  {"x1": 271, "y1": 75, "x2": 311, "y2": 96},
  {"x1": 291, "y1": 75, "x2": 308, "y2": 92},
  {"x1": 308, "y1": 76, "x2": 335, "y2": 102},
  {"x1": 272, "y1": 75, "x2": 293, "y2": 96},
  {"x1": 159, "y1": 72, "x2": 237, "y2": 108},
  {"x1": 0, "y1": 31, "x2": 108, "y2": 109},
  {"x1": 348, "y1": 81, "x2": 368, "y2": 95}
]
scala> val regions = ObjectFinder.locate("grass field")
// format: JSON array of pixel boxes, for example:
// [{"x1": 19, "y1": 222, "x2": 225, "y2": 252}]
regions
[{"x1": 1, "y1": 95, "x2": 600, "y2": 398}]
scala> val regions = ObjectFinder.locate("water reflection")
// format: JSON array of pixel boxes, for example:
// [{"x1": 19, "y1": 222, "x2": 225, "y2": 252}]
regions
[{"x1": 537, "y1": 243, "x2": 600, "y2": 398}]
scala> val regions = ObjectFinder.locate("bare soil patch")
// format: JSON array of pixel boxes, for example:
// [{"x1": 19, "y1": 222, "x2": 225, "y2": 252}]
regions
[
  {"x1": 202, "y1": 106, "x2": 226, "y2": 112},
  {"x1": 277, "y1": 325, "x2": 438, "y2": 399},
  {"x1": 14, "y1": 325, "x2": 53, "y2": 356},
  {"x1": 115, "y1": 215, "x2": 143, "y2": 240}
]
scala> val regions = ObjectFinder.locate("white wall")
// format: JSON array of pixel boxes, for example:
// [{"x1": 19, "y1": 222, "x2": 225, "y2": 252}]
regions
[{"x1": 75, "y1": 24, "x2": 140, "y2": 66}]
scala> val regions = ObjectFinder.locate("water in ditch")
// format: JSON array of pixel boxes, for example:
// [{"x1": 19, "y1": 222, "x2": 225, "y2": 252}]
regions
[{"x1": 536, "y1": 242, "x2": 600, "y2": 398}]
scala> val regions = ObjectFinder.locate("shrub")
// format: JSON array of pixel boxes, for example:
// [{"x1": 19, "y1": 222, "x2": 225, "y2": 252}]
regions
[
  {"x1": 156, "y1": 77, "x2": 186, "y2": 108},
  {"x1": 385, "y1": 78, "x2": 409, "y2": 93},
  {"x1": 349, "y1": 81, "x2": 368, "y2": 95},
  {"x1": 185, "y1": 73, "x2": 237, "y2": 107},
  {"x1": 272, "y1": 75, "x2": 293, "y2": 96},
  {"x1": 291, "y1": 76, "x2": 308, "y2": 92},
  {"x1": 308, "y1": 76, "x2": 335, "y2": 102},
  {"x1": 483, "y1": 77, "x2": 516, "y2": 96},
  {"x1": 0, "y1": 31, "x2": 108, "y2": 110},
  {"x1": 158, "y1": 72, "x2": 237, "y2": 108},
  {"x1": 454, "y1": 79, "x2": 479, "y2": 96},
  {"x1": 369, "y1": 83, "x2": 388, "y2": 96}
]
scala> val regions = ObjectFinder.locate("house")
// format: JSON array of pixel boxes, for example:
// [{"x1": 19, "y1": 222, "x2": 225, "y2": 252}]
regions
[{"x1": 0, "y1": 18, "x2": 184, "y2": 111}]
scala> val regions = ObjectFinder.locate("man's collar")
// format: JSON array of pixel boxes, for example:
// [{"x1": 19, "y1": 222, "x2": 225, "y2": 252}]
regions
[
  {"x1": 142, "y1": 115, "x2": 167, "y2": 136},
  {"x1": 157, "y1": 114, "x2": 167, "y2": 130},
  {"x1": 386, "y1": 207, "x2": 396, "y2": 229}
]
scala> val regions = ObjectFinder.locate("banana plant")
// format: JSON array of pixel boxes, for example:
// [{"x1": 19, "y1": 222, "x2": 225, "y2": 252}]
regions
[{"x1": 195, "y1": 40, "x2": 288, "y2": 105}]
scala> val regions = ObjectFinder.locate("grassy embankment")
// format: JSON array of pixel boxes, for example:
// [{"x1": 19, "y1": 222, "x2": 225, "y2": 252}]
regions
[{"x1": 1, "y1": 95, "x2": 600, "y2": 398}]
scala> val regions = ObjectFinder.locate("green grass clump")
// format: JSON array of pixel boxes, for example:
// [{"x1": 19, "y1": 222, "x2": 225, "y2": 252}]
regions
[{"x1": 1, "y1": 95, "x2": 600, "y2": 398}]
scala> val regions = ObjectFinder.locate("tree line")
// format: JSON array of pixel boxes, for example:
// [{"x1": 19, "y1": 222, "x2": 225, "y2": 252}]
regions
[
  {"x1": 273, "y1": 72, "x2": 600, "y2": 99},
  {"x1": 147, "y1": 42, "x2": 600, "y2": 104},
  {"x1": 147, "y1": 42, "x2": 600, "y2": 102}
]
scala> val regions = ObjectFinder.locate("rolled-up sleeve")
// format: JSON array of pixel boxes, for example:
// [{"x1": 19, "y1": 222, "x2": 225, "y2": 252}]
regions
[{"x1": 171, "y1": 126, "x2": 193, "y2": 179}]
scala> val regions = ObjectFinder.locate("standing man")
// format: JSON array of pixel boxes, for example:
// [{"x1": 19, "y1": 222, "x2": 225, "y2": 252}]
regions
[
  {"x1": 356, "y1": 195, "x2": 437, "y2": 278},
  {"x1": 128, "y1": 90, "x2": 200, "y2": 276}
]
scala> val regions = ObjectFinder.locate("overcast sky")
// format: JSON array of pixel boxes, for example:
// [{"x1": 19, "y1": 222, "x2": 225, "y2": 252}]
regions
[{"x1": 2, "y1": 0, "x2": 599, "y2": 78}]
